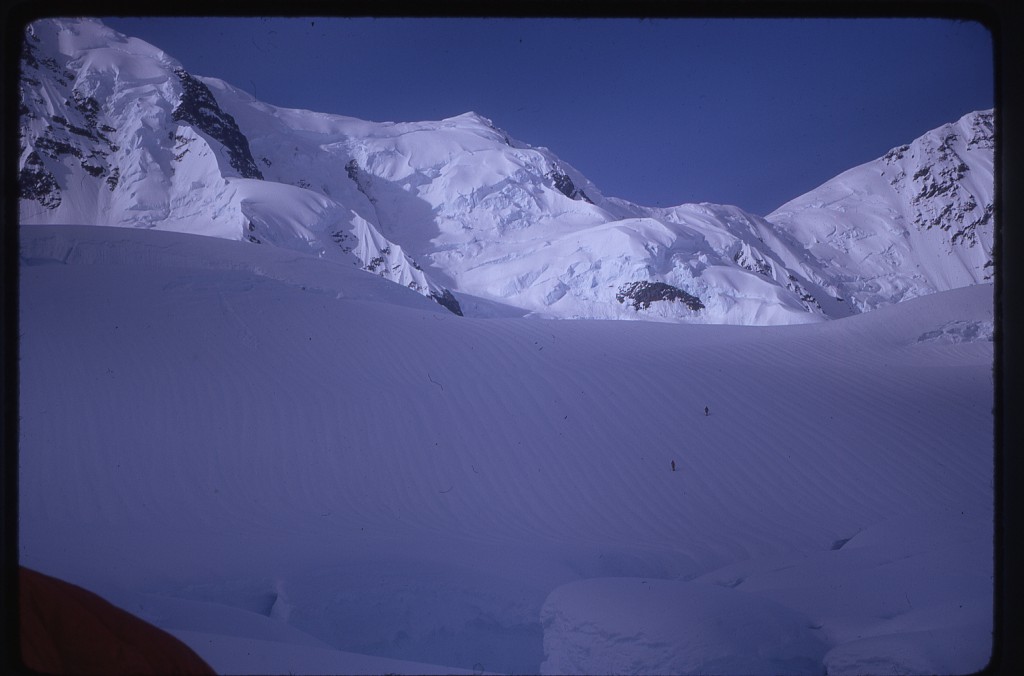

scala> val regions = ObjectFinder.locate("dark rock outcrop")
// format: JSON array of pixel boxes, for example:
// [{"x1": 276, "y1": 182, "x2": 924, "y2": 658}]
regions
[
  {"x1": 885, "y1": 110, "x2": 993, "y2": 246},
  {"x1": 172, "y1": 68, "x2": 263, "y2": 180},
  {"x1": 19, "y1": 150, "x2": 61, "y2": 208},
  {"x1": 431, "y1": 289, "x2": 464, "y2": 316},
  {"x1": 547, "y1": 167, "x2": 593, "y2": 203},
  {"x1": 616, "y1": 281, "x2": 704, "y2": 311}
]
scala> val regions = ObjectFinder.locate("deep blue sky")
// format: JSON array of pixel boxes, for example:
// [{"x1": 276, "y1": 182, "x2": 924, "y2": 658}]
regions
[{"x1": 101, "y1": 16, "x2": 993, "y2": 215}]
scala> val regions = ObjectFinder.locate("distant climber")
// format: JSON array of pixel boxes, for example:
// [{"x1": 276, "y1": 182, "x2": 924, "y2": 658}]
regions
[
  {"x1": 704, "y1": 406, "x2": 709, "y2": 416},
  {"x1": 671, "y1": 460, "x2": 676, "y2": 472}
]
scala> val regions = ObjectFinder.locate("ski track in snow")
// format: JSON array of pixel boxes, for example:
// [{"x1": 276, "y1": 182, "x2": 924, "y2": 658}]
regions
[{"x1": 19, "y1": 225, "x2": 994, "y2": 674}]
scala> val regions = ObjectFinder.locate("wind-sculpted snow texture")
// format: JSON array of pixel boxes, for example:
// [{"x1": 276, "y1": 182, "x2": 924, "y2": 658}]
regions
[
  {"x1": 18, "y1": 18, "x2": 994, "y2": 325},
  {"x1": 20, "y1": 224, "x2": 994, "y2": 674},
  {"x1": 17, "y1": 20, "x2": 996, "y2": 672}
]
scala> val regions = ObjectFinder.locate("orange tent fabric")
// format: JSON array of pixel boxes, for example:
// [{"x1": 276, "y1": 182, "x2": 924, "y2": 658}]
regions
[{"x1": 19, "y1": 567, "x2": 215, "y2": 675}]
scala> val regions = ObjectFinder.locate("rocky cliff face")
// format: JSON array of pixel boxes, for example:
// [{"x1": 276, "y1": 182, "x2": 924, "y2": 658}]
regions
[
  {"x1": 171, "y1": 68, "x2": 264, "y2": 181},
  {"x1": 889, "y1": 110, "x2": 993, "y2": 246},
  {"x1": 763, "y1": 110, "x2": 994, "y2": 314},
  {"x1": 19, "y1": 27, "x2": 119, "y2": 210}
]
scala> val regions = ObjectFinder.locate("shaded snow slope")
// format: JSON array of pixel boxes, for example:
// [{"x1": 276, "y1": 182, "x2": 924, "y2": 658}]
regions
[
  {"x1": 20, "y1": 224, "x2": 994, "y2": 674},
  {"x1": 541, "y1": 577, "x2": 828, "y2": 674},
  {"x1": 19, "y1": 18, "x2": 993, "y2": 325}
]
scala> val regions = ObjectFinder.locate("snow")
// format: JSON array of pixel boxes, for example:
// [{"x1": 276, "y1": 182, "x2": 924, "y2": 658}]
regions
[
  {"x1": 540, "y1": 578, "x2": 828, "y2": 675},
  {"x1": 16, "y1": 17, "x2": 998, "y2": 673},
  {"x1": 19, "y1": 223, "x2": 994, "y2": 674},
  {"x1": 22, "y1": 20, "x2": 993, "y2": 327},
  {"x1": 765, "y1": 110, "x2": 994, "y2": 313}
]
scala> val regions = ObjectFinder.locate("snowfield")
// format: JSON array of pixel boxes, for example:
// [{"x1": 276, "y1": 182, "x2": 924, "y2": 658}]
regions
[{"x1": 19, "y1": 224, "x2": 994, "y2": 674}]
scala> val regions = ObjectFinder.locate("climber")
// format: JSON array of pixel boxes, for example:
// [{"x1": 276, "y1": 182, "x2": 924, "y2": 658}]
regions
[{"x1": 704, "y1": 405, "x2": 709, "y2": 416}]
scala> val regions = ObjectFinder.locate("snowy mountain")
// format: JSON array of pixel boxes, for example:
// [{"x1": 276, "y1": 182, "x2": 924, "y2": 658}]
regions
[
  {"x1": 18, "y1": 18, "x2": 994, "y2": 325},
  {"x1": 16, "y1": 17, "x2": 997, "y2": 674},
  {"x1": 764, "y1": 109, "x2": 995, "y2": 314},
  {"x1": 17, "y1": 18, "x2": 463, "y2": 315}
]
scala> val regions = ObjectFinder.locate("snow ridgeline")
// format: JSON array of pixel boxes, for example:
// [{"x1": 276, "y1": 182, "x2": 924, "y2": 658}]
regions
[
  {"x1": 20, "y1": 224, "x2": 994, "y2": 674},
  {"x1": 766, "y1": 109, "x2": 995, "y2": 313},
  {"x1": 19, "y1": 18, "x2": 994, "y2": 325},
  {"x1": 18, "y1": 18, "x2": 462, "y2": 316}
]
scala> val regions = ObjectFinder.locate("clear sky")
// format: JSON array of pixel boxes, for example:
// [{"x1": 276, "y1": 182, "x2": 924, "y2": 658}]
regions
[{"x1": 100, "y1": 16, "x2": 993, "y2": 216}]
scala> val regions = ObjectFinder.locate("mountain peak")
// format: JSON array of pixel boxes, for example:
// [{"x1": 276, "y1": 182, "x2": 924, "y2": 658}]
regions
[
  {"x1": 446, "y1": 110, "x2": 489, "y2": 123},
  {"x1": 28, "y1": 17, "x2": 180, "y2": 69},
  {"x1": 765, "y1": 108, "x2": 994, "y2": 313}
]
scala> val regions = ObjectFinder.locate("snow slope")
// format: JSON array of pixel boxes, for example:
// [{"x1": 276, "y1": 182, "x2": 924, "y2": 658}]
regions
[
  {"x1": 19, "y1": 223, "x2": 994, "y2": 674},
  {"x1": 17, "y1": 18, "x2": 462, "y2": 315},
  {"x1": 18, "y1": 18, "x2": 995, "y2": 326},
  {"x1": 765, "y1": 110, "x2": 994, "y2": 313}
]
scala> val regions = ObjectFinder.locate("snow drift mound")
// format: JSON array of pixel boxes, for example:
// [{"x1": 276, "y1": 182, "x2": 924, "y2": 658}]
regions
[{"x1": 540, "y1": 577, "x2": 827, "y2": 675}]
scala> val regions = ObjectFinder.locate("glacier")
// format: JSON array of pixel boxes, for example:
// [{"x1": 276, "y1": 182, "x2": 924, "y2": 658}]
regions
[
  {"x1": 19, "y1": 223, "x2": 994, "y2": 674},
  {"x1": 16, "y1": 16, "x2": 997, "y2": 676}
]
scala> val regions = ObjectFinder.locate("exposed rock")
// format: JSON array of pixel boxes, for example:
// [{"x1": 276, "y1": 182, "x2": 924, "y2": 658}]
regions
[
  {"x1": 547, "y1": 167, "x2": 593, "y2": 203},
  {"x1": 172, "y1": 68, "x2": 263, "y2": 180},
  {"x1": 34, "y1": 135, "x2": 81, "y2": 160},
  {"x1": 733, "y1": 247, "x2": 773, "y2": 277},
  {"x1": 19, "y1": 150, "x2": 61, "y2": 208},
  {"x1": 345, "y1": 159, "x2": 377, "y2": 203},
  {"x1": 430, "y1": 289, "x2": 464, "y2": 316},
  {"x1": 616, "y1": 281, "x2": 704, "y2": 312}
]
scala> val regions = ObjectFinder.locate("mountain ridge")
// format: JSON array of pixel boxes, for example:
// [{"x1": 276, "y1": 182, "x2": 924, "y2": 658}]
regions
[
  {"x1": 18, "y1": 17, "x2": 994, "y2": 324},
  {"x1": 765, "y1": 109, "x2": 994, "y2": 313}
]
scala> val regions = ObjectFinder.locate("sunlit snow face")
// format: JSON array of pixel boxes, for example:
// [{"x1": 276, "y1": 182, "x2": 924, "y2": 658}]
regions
[
  {"x1": 21, "y1": 17, "x2": 993, "y2": 325},
  {"x1": 95, "y1": 15, "x2": 993, "y2": 214}
]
